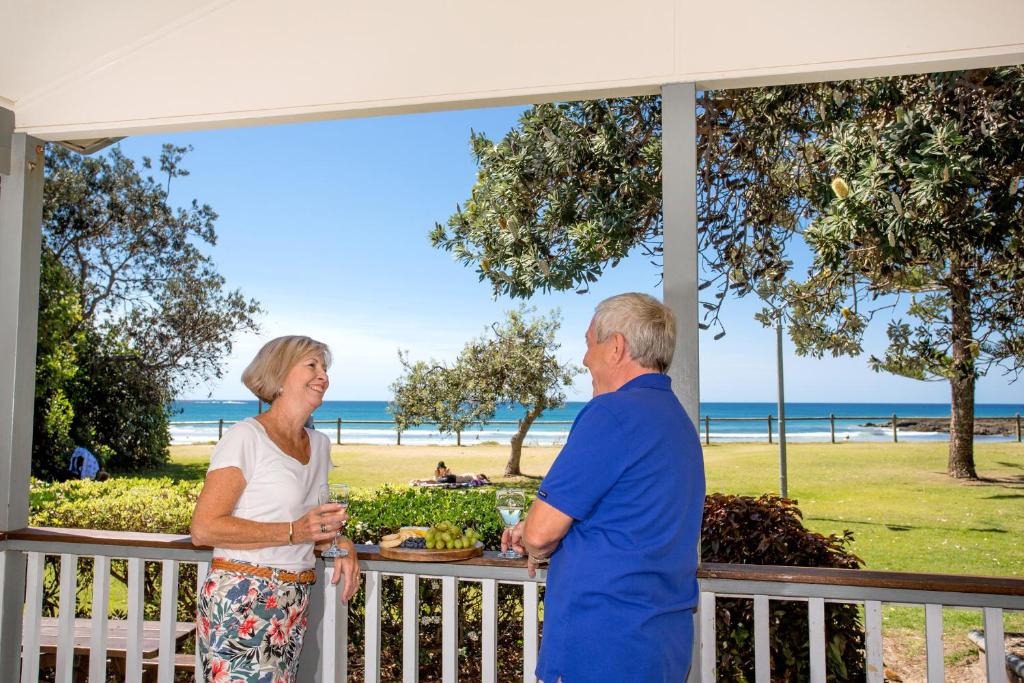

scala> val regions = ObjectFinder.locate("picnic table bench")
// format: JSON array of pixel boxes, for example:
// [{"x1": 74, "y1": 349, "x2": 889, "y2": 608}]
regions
[{"x1": 37, "y1": 617, "x2": 195, "y2": 681}]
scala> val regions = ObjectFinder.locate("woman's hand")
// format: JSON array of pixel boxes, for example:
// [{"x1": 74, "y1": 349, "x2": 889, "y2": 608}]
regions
[
  {"x1": 294, "y1": 503, "x2": 348, "y2": 545},
  {"x1": 330, "y1": 538, "x2": 361, "y2": 602}
]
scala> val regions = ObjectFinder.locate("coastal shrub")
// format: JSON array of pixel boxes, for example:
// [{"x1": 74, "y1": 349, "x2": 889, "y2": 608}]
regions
[
  {"x1": 29, "y1": 478, "x2": 200, "y2": 621},
  {"x1": 32, "y1": 253, "x2": 173, "y2": 479},
  {"x1": 29, "y1": 481, "x2": 864, "y2": 680},
  {"x1": 346, "y1": 485, "x2": 508, "y2": 547},
  {"x1": 70, "y1": 337, "x2": 173, "y2": 473},
  {"x1": 702, "y1": 493, "x2": 865, "y2": 682}
]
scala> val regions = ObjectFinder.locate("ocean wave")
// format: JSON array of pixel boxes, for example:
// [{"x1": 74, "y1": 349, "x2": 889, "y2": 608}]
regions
[{"x1": 168, "y1": 425, "x2": 1013, "y2": 446}]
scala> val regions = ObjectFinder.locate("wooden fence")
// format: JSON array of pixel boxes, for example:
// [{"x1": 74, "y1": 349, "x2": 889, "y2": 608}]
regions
[{"x1": 169, "y1": 413, "x2": 1024, "y2": 446}]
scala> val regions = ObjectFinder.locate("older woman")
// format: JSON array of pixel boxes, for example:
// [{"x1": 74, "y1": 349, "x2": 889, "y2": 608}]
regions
[{"x1": 191, "y1": 335, "x2": 360, "y2": 682}]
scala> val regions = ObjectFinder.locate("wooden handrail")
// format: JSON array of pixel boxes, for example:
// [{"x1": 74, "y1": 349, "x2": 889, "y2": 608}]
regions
[
  {"x1": 5, "y1": 527, "x2": 1024, "y2": 595},
  {"x1": 699, "y1": 562, "x2": 1024, "y2": 596}
]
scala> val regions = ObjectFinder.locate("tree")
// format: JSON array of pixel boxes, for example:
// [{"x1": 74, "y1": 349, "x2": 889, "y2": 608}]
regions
[
  {"x1": 430, "y1": 93, "x2": 818, "y2": 328},
  {"x1": 44, "y1": 144, "x2": 262, "y2": 395},
  {"x1": 32, "y1": 251, "x2": 87, "y2": 479},
  {"x1": 784, "y1": 69, "x2": 1024, "y2": 478},
  {"x1": 390, "y1": 308, "x2": 583, "y2": 476},
  {"x1": 432, "y1": 68, "x2": 1024, "y2": 479},
  {"x1": 32, "y1": 143, "x2": 262, "y2": 478}
]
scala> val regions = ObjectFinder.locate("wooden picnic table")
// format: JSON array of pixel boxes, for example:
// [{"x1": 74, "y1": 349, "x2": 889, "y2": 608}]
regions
[{"x1": 38, "y1": 617, "x2": 195, "y2": 679}]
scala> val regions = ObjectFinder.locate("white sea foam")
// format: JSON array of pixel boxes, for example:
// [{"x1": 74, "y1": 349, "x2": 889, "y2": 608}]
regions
[
  {"x1": 170, "y1": 424, "x2": 569, "y2": 446},
  {"x1": 168, "y1": 423, "x2": 1010, "y2": 446}
]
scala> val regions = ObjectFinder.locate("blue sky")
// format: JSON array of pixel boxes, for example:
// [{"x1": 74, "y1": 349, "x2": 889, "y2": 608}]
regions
[{"x1": 115, "y1": 107, "x2": 1020, "y2": 404}]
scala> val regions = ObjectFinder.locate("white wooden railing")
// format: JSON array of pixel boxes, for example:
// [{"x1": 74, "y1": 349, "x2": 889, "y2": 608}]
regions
[{"x1": 2, "y1": 528, "x2": 1023, "y2": 682}]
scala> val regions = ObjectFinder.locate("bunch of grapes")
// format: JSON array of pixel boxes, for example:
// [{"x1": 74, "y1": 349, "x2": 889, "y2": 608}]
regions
[
  {"x1": 426, "y1": 522, "x2": 480, "y2": 550},
  {"x1": 399, "y1": 537, "x2": 427, "y2": 549}
]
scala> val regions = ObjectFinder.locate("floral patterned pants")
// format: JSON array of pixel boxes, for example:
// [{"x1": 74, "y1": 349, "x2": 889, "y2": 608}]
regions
[{"x1": 197, "y1": 561, "x2": 313, "y2": 683}]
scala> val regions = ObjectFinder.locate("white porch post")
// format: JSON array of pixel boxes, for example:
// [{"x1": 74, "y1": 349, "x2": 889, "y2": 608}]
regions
[
  {"x1": 661, "y1": 83, "x2": 702, "y2": 683},
  {"x1": 661, "y1": 83, "x2": 700, "y2": 429},
  {"x1": 0, "y1": 122, "x2": 45, "y2": 682}
]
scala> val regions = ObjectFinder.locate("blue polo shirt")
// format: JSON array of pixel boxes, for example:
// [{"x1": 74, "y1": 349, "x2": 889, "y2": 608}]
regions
[{"x1": 535, "y1": 373, "x2": 705, "y2": 683}]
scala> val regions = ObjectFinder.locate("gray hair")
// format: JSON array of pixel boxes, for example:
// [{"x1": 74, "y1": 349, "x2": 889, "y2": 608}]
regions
[
  {"x1": 592, "y1": 293, "x2": 676, "y2": 373},
  {"x1": 242, "y1": 335, "x2": 332, "y2": 404}
]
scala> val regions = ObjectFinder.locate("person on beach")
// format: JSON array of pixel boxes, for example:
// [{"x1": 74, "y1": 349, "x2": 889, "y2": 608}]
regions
[
  {"x1": 435, "y1": 460, "x2": 455, "y2": 483},
  {"x1": 502, "y1": 293, "x2": 706, "y2": 682},
  {"x1": 191, "y1": 335, "x2": 360, "y2": 682}
]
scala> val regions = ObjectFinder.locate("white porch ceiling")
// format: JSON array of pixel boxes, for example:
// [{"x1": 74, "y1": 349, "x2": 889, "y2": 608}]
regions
[{"x1": 2, "y1": 0, "x2": 1023, "y2": 141}]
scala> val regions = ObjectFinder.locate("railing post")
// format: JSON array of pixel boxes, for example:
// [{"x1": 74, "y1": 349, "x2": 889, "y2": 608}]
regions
[
  {"x1": 704, "y1": 416, "x2": 710, "y2": 446},
  {"x1": 218, "y1": 418, "x2": 224, "y2": 440},
  {"x1": 337, "y1": 417, "x2": 342, "y2": 446},
  {"x1": 298, "y1": 563, "x2": 327, "y2": 679},
  {"x1": 767, "y1": 414, "x2": 773, "y2": 444},
  {"x1": 0, "y1": 132, "x2": 43, "y2": 683},
  {"x1": 830, "y1": 413, "x2": 836, "y2": 444},
  {"x1": 892, "y1": 412, "x2": 898, "y2": 443}
]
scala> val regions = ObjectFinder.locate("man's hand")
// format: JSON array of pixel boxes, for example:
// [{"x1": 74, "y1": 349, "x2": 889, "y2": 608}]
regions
[
  {"x1": 525, "y1": 555, "x2": 548, "y2": 578},
  {"x1": 501, "y1": 522, "x2": 546, "y2": 577},
  {"x1": 501, "y1": 521, "x2": 526, "y2": 557}
]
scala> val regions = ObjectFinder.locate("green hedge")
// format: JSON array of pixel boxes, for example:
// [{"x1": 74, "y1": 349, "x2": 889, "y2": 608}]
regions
[{"x1": 28, "y1": 480, "x2": 864, "y2": 680}]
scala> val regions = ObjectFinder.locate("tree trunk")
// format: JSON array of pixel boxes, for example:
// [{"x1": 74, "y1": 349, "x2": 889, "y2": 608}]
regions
[
  {"x1": 947, "y1": 274, "x2": 978, "y2": 479},
  {"x1": 505, "y1": 406, "x2": 543, "y2": 477}
]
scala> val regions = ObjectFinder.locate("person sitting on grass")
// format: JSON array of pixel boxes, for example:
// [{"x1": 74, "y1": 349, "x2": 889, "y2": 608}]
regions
[
  {"x1": 435, "y1": 461, "x2": 455, "y2": 483},
  {"x1": 67, "y1": 446, "x2": 100, "y2": 480}
]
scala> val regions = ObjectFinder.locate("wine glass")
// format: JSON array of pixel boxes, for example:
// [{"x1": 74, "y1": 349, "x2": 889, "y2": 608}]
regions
[
  {"x1": 496, "y1": 488, "x2": 526, "y2": 559},
  {"x1": 318, "y1": 483, "x2": 349, "y2": 558}
]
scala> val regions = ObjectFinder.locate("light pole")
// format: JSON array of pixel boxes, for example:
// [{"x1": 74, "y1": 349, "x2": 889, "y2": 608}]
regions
[{"x1": 776, "y1": 315, "x2": 788, "y2": 499}]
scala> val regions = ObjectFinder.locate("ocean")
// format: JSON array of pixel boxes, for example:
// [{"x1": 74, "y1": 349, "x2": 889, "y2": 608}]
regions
[{"x1": 169, "y1": 400, "x2": 1024, "y2": 446}]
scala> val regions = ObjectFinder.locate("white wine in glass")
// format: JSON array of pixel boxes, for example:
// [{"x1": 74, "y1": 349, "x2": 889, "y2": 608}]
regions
[
  {"x1": 318, "y1": 483, "x2": 349, "y2": 558},
  {"x1": 496, "y1": 488, "x2": 526, "y2": 559}
]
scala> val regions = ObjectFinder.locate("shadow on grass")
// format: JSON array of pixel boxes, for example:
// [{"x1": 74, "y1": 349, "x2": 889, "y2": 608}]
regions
[
  {"x1": 995, "y1": 461, "x2": 1024, "y2": 470},
  {"x1": 811, "y1": 516, "x2": 1008, "y2": 534},
  {"x1": 982, "y1": 493, "x2": 1024, "y2": 500},
  {"x1": 134, "y1": 460, "x2": 208, "y2": 482}
]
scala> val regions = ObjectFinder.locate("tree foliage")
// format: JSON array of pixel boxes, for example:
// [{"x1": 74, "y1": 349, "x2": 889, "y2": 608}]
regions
[
  {"x1": 431, "y1": 91, "x2": 824, "y2": 329},
  {"x1": 43, "y1": 144, "x2": 262, "y2": 394},
  {"x1": 32, "y1": 144, "x2": 262, "y2": 479},
  {"x1": 783, "y1": 68, "x2": 1024, "y2": 477},
  {"x1": 390, "y1": 308, "x2": 582, "y2": 476},
  {"x1": 434, "y1": 67, "x2": 1024, "y2": 479}
]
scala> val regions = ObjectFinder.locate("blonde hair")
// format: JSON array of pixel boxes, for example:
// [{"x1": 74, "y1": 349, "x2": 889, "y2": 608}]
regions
[
  {"x1": 592, "y1": 293, "x2": 676, "y2": 373},
  {"x1": 242, "y1": 336, "x2": 332, "y2": 403}
]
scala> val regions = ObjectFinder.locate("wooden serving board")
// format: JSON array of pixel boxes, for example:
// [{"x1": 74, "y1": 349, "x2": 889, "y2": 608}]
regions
[{"x1": 379, "y1": 542, "x2": 483, "y2": 562}]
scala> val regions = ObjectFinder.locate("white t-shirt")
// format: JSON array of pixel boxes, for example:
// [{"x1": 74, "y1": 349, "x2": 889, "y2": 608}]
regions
[{"x1": 207, "y1": 417, "x2": 332, "y2": 571}]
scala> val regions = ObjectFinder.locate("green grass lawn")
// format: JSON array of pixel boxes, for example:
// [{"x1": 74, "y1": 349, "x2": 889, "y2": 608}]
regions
[
  {"x1": 694, "y1": 440, "x2": 1024, "y2": 643},
  {"x1": 165, "y1": 440, "x2": 1023, "y2": 641},
  {"x1": 169, "y1": 440, "x2": 1024, "y2": 575}
]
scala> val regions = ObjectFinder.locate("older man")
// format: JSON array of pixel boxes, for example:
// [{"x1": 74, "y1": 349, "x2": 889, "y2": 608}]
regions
[{"x1": 503, "y1": 292, "x2": 705, "y2": 682}]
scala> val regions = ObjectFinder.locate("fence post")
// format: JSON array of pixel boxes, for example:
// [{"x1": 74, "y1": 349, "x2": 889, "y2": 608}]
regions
[
  {"x1": 1017, "y1": 413, "x2": 1022, "y2": 443},
  {"x1": 704, "y1": 416, "x2": 710, "y2": 446},
  {"x1": 218, "y1": 418, "x2": 224, "y2": 440},
  {"x1": 767, "y1": 414, "x2": 773, "y2": 444},
  {"x1": 830, "y1": 413, "x2": 836, "y2": 444},
  {"x1": 892, "y1": 413, "x2": 898, "y2": 443},
  {"x1": 456, "y1": 430, "x2": 462, "y2": 447},
  {"x1": 336, "y1": 418, "x2": 342, "y2": 445}
]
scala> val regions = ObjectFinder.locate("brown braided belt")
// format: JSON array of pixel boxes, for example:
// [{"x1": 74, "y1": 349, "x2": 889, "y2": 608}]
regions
[{"x1": 211, "y1": 558, "x2": 317, "y2": 585}]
